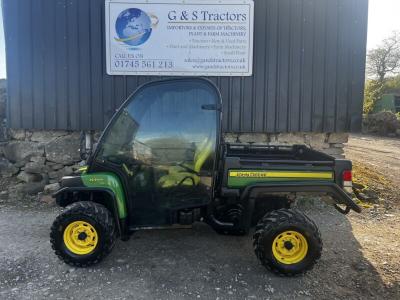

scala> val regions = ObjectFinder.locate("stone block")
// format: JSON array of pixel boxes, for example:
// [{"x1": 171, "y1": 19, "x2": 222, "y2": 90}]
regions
[
  {"x1": 13, "y1": 161, "x2": 26, "y2": 168},
  {"x1": 50, "y1": 163, "x2": 65, "y2": 171},
  {"x1": 17, "y1": 171, "x2": 43, "y2": 183},
  {"x1": 8, "y1": 129, "x2": 26, "y2": 141},
  {"x1": 30, "y1": 156, "x2": 46, "y2": 164},
  {"x1": 24, "y1": 162, "x2": 48, "y2": 174},
  {"x1": 3, "y1": 141, "x2": 44, "y2": 163},
  {"x1": 30, "y1": 130, "x2": 69, "y2": 143},
  {"x1": 17, "y1": 181, "x2": 47, "y2": 195},
  {"x1": 44, "y1": 183, "x2": 60, "y2": 194},
  {"x1": 305, "y1": 133, "x2": 328, "y2": 150},
  {"x1": 327, "y1": 133, "x2": 349, "y2": 144},
  {"x1": 0, "y1": 157, "x2": 19, "y2": 177},
  {"x1": 62, "y1": 166, "x2": 74, "y2": 176},
  {"x1": 48, "y1": 166, "x2": 74, "y2": 180},
  {"x1": 48, "y1": 171, "x2": 58, "y2": 180},
  {"x1": 39, "y1": 194, "x2": 56, "y2": 205},
  {"x1": 223, "y1": 133, "x2": 239, "y2": 143},
  {"x1": 271, "y1": 133, "x2": 306, "y2": 145},
  {"x1": 45, "y1": 132, "x2": 81, "y2": 165},
  {"x1": 238, "y1": 133, "x2": 268, "y2": 144},
  {"x1": 0, "y1": 190, "x2": 8, "y2": 200}
]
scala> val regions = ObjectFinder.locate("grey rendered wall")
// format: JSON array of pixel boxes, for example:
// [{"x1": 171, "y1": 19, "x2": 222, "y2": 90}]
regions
[{"x1": 2, "y1": 0, "x2": 368, "y2": 132}]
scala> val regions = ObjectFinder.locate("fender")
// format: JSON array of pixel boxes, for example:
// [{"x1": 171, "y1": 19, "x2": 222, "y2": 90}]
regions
[
  {"x1": 56, "y1": 173, "x2": 128, "y2": 218},
  {"x1": 216, "y1": 181, "x2": 361, "y2": 233},
  {"x1": 53, "y1": 173, "x2": 128, "y2": 237},
  {"x1": 239, "y1": 181, "x2": 362, "y2": 213}
]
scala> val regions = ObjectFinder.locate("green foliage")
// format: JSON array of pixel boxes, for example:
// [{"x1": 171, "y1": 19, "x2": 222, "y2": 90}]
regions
[
  {"x1": 364, "y1": 75, "x2": 400, "y2": 114},
  {"x1": 396, "y1": 112, "x2": 400, "y2": 120},
  {"x1": 363, "y1": 80, "x2": 385, "y2": 114},
  {"x1": 365, "y1": 32, "x2": 400, "y2": 114}
]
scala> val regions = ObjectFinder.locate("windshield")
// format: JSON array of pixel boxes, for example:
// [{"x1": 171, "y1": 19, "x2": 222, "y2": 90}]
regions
[{"x1": 96, "y1": 79, "x2": 218, "y2": 168}]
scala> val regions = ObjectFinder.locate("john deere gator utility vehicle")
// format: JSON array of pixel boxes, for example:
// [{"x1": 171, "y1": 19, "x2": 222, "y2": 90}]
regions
[{"x1": 51, "y1": 78, "x2": 361, "y2": 276}]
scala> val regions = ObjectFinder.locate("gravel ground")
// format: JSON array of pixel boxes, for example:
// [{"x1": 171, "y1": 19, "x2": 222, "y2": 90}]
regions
[
  {"x1": 345, "y1": 134, "x2": 400, "y2": 188},
  {"x1": 0, "y1": 200, "x2": 399, "y2": 300},
  {"x1": 0, "y1": 133, "x2": 399, "y2": 299}
]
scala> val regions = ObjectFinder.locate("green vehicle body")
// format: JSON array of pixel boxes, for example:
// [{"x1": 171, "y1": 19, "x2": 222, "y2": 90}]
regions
[
  {"x1": 54, "y1": 78, "x2": 360, "y2": 239},
  {"x1": 75, "y1": 168, "x2": 335, "y2": 219},
  {"x1": 81, "y1": 172, "x2": 128, "y2": 219}
]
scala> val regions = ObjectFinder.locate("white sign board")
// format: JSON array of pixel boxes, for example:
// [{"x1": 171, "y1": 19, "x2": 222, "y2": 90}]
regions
[{"x1": 105, "y1": 0, "x2": 254, "y2": 76}]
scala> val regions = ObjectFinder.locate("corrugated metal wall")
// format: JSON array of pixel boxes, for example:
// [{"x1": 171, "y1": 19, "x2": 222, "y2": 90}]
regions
[{"x1": 3, "y1": 0, "x2": 368, "y2": 132}]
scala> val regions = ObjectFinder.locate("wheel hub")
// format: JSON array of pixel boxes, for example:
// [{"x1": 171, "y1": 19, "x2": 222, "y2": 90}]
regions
[
  {"x1": 284, "y1": 241, "x2": 294, "y2": 250},
  {"x1": 272, "y1": 230, "x2": 308, "y2": 265},
  {"x1": 78, "y1": 232, "x2": 88, "y2": 241},
  {"x1": 63, "y1": 221, "x2": 98, "y2": 255}
]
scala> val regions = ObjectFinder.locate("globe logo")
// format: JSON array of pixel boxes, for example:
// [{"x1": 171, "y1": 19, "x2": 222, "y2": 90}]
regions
[{"x1": 115, "y1": 8, "x2": 157, "y2": 46}]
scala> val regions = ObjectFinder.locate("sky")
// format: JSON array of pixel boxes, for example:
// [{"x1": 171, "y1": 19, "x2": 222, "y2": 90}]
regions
[
  {"x1": 0, "y1": 0, "x2": 399, "y2": 79},
  {"x1": 367, "y1": 0, "x2": 400, "y2": 49}
]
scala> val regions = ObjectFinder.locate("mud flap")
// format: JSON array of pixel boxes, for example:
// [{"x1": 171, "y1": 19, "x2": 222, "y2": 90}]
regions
[{"x1": 333, "y1": 204, "x2": 351, "y2": 215}]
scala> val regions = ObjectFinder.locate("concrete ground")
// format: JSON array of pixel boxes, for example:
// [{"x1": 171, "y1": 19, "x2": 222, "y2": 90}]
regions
[{"x1": 0, "y1": 134, "x2": 399, "y2": 300}]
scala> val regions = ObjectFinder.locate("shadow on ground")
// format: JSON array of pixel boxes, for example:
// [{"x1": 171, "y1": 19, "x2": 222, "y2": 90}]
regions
[{"x1": 0, "y1": 204, "x2": 398, "y2": 299}]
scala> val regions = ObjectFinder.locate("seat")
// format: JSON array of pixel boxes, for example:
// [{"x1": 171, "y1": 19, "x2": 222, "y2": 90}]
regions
[{"x1": 158, "y1": 135, "x2": 214, "y2": 188}]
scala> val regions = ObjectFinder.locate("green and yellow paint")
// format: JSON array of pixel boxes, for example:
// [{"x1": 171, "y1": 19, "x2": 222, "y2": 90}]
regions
[{"x1": 228, "y1": 170, "x2": 334, "y2": 188}]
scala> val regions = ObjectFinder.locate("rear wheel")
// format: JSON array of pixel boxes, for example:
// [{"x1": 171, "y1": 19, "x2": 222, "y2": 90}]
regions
[
  {"x1": 50, "y1": 201, "x2": 116, "y2": 267},
  {"x1": 253, "y1": 209, "x2": 322, "y2": 276}
]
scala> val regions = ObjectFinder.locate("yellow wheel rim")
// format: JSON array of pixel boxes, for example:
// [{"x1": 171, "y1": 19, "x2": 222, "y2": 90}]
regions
[
  {"x1": 63, "y1": 221, "x2": 98, "y2": 255},
  {"x1": 272, "y1": 230, "x2": 308, "y2": 264}
]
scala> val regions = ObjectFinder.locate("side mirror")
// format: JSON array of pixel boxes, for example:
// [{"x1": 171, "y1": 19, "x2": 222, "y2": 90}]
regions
[{"x1": 79, "y1": 132, "x2": 98, "y2": 161}]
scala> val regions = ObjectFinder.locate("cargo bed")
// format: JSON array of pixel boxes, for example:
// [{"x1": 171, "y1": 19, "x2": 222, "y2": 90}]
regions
[{"x1": 220, "y1": 144, "x2": 361, "y2": 213}]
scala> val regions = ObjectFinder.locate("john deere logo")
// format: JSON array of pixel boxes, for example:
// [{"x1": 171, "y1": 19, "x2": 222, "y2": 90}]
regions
[{"x1": 115, "y1": 8, "x2": 158, "y2": 46}]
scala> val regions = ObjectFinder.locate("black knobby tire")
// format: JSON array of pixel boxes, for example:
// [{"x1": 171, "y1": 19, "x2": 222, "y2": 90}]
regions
[
  {"x1": 253, "y1": 209, "x2": 322, "y2": 276},
  {"x1": 50, "y1": 201, "x2": 116, "y2": 267}
]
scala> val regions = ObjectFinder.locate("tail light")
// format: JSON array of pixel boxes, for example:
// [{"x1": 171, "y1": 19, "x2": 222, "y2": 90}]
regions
[{"x1": 342, "y1": 170, "x2": 353, "y2": 193}]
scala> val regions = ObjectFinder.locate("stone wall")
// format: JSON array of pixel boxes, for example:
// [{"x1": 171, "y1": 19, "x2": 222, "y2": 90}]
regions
[{"x1": 0, "y1": 130, "x2": 83, "y2": 195}]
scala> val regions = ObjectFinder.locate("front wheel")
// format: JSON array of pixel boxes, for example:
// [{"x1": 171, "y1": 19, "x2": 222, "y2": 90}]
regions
[
  {"x1": 253, "y1": 209, "x2": 322, "y2": 276},
  {"x1": 50, "y1": 201, "x2": 116, "y2": 267}
]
